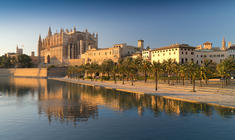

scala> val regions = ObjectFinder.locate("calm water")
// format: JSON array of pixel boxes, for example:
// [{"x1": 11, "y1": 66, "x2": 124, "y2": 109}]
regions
[{"x1": 0, "y1": 77, "x2": 235, "y2": 140}]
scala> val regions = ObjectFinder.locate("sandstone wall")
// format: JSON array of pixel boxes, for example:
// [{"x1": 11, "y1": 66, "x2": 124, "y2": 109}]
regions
[
  {"x1": 0, "y1": 68, "x2": 67, "y2": 78},
  {"x1": 14, "y1": 68, "x2": 48, "y2": 78}
]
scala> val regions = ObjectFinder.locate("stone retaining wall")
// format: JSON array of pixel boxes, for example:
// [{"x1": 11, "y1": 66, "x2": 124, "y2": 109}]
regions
[{"x1": 0, "y1": 68, "x2": 66, "y2": 78}]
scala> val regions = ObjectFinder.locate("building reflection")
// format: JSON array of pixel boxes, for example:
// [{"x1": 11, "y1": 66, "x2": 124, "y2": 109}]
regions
[{"x1": 0, "y1": 77, "x2": 235, "y2": 125}]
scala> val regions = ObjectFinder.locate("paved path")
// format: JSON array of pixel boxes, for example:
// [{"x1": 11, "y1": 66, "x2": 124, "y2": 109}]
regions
[{"x1": 50, "y1": 78, "x2": 235, "y2": 109}]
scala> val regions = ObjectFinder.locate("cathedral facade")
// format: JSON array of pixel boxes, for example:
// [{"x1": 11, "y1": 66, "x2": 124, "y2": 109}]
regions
[{"x1": 38, "y1": 26, "x2": 98, "y2": 65}]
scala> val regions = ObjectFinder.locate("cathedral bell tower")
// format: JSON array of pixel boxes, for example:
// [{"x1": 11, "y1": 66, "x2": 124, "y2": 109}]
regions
[{"x1": 221, "y1": 37, "x2": 226, "y2": 51}]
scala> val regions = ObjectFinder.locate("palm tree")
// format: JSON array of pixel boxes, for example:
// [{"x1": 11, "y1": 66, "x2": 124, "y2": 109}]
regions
[
  {"x1": 179, "y1": 64, "x2": 187, "y2": 86},
  {"x1": 165, "y1": 59, "x2": 173, "y2": 85},
  {"x1": 85, "y1": 63, "x2": 91, "y2": 79},
  {"x1": 152, "y1": 61, "x2": 162, "y2": 91},
  {"x1": 141, "y1": 59, "x2": 152, "y2": 83},
  {"x1": 123, "y1": 57, "x2": 134, "y2": 81},
  {"x1": 171, "y1": 62, "x2": 180, "y2": 85},
  {"x1": 118, "y1": 59, "x2": 126, "y2": 85},
  {"x1": 111, "y1": 62, "x2": 119, "y2": 84},
  {"x1": 188, "y1": 62, "x2": 200, "y2": 92},
  {"x1": 201, "y1": 59, "x2": 216, "y2": 85},
  {"x1": 129, "y1": 59, "x2": 138, "y2": 86},
  {"x1": 89, "y1": 62, "x2": 99, "y2": 81},
  {"x1": 216, "y1": 57, "x2": 235, "y2": 87},
  {"x1": 101, "y1": 59, "x2": 114, "y2": 80},
  {"x1": 79, "y1": 64, "x2": 86, "y2": 80}
]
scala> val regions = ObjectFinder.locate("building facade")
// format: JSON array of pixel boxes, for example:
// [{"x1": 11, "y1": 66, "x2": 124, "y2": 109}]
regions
[
  {"x1": 142, "y1": 48, "x2": 151, "y2": 61},
  {"x1": 81, "y1": 41, "x2": 142, "y2": 64},
  {"x1": 149, "y1": 37, "x2": 234, "y2": 65},
  {"x1": 151, "y1": 44, "x2": 195, "y2": 64},
  {"x1": 38, "y1": 27, "x2": 98, "y2": 65}
]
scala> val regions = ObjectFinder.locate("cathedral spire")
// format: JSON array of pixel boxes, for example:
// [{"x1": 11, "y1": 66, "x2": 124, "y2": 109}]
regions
[
  {"x1": 221, "y1": 37, "x2": 226, "y2": 50},
  {"x1": 38, "y1": 34, "x2": 42, "y2": 42},
  {"x1": 48, "y1": 26, "x2": 52, "y2": 37},
  {"x1": 38, "y1": 34, "x2": 42, "y2": 63}
]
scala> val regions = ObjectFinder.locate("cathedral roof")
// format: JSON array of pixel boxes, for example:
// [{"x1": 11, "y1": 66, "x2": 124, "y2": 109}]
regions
[{"x1": 152, "y1": 44, "x2": 195, "y2": 51}]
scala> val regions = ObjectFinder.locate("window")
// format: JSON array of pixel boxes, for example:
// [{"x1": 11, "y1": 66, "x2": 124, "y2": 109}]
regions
[
  {"x1": 182, "y1": 52, "x2": 184, "y2": 54},
  {"x1": 186, "y1": 52, "x2": 188, "y2": 55},
  {"x1": 191, "y1": 52, "x2": 194, "y2": 55},
  {"x1": 181, "y1": 58, "x2": 184, "y2": 64}
]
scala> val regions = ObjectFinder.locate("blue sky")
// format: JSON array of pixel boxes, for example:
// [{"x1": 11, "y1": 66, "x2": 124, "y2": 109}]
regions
[{"x1": 0, "y1": 0, "x2": 235, "y2": 55}]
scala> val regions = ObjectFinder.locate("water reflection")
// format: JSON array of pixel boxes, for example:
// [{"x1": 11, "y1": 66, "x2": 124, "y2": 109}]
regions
[{"x1": 0, "y1": 77, "x2": 235, "y2": 125}]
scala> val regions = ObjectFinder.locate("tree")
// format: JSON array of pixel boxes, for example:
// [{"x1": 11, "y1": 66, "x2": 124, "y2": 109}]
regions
[
  {"x1": 129, "y1": 59, "x2": 138, "y2": 86},
  {"x1": 141, "y1": 59, "x2": 152, "y2": 83},
  {"x1": 17, "y1": 54, "x2": 32, "y2": 68},
  {"x1": 179, "y1": 64, "x2": 188, "y2": 86},
  {"x1": 101, "y1": 59, "x2": 114, "y2": 80},
  {"x1": 118, "y1": 59, "x2": 126, "y2": 85},
  {"x1": 78, "y1": 64, "x2": 86, "y2": 80},
  {"x1": 165, "y1": 59, "x2": 173, "y2": 85},
  {"x1": 89, "y1": 62, "x2": 99, "y2": 81},
  {"x1": 216, "y1": 57, "x2": 235, "y2": 87},
  {"x1": 188, "y1": 62, "x2": 200, "y2": 92},
  {"x1": 200, "y1": 59, "x2": 216, "y2": 85},
  {"x1": 111, "y1": 62, "x2": 119, "y2": 84},
  {"x1": 152, "y1": 61, "x2": 162, "y2": 91}
]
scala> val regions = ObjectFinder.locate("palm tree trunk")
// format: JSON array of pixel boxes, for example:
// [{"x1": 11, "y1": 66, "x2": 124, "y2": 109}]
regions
[
  {"x1": 114, "y1": 73, "x2": 116, "y2": 84},
  {"x1": 193, "y1": 79, "x2": 196, "y2": 92},
  {"x1": 108, "y1": 72, "x2": 110, "y2": 80},
  {"x1": 131, "y1": 76, "x2": 134, "y2": 86},
  {"x1": 221, "y1": 77, "x2": 224, "y2": 88},
  {"x1": 155, "y1": 71, "x2": 158, "y2": 91},
  {"x1": 182, "y1": 76, "x2": 185, "y2": 86},
  {"x1": 200, "y1": 78, "x2": 202, "y2": 87},
  {"x1": 122, "y1": 73, "x2": 125, "y2": 85},
  {"x1": 168, "y1": 72, "x2": 170, "y2": 85},
  {"x1": 144, "y1": 71, "x2": 147, "y2": 83},
  {"x1": 190, "y1": 76, "x2": 192, "y2": 84}
]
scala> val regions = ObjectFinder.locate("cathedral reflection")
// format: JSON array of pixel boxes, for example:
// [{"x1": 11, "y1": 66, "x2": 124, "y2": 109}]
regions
[{"x1": 0, "y1": 77, "x2": 235, "y2": 125}]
